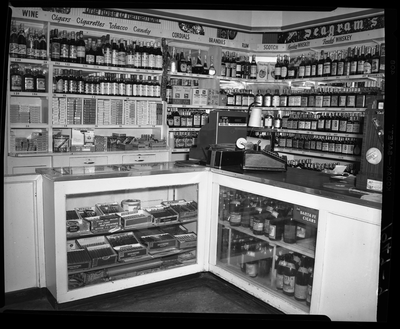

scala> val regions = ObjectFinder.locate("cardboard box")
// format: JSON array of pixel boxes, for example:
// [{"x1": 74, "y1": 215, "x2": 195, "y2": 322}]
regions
[
  {"x1": 106, "y1": 232, "x2": 148, "y2": 261},
  {"x1": 76, "y1": 206, "x2": 121, "y2": 233},
  {"x1": 67, "y1": 248, "x2": 92, "y2": 271},
  {"x1": 134, "y1": 228, "x2": 178, "y2": 252},
  {"x1": 161, "y1": 199, "x2": 198, "y2": 221},
  {"x1": 191, "y1": 88, "x2": 208, "y2": 106},
  {"x1": 118, "y1": 209, "x2": 152, "y2": 228},
  {"x1": 145, "y1": 205, "x2": 179, "y2": 224},
  {"x1": 66, "y1": 209, "x2": 91, "y2": 237},
  {"x1": 257, "y1": 62, "x2": 269, "y2": 81},
  {"x1": 77, "y1": 236, "x2": 118, "y2": 267},
  {"x1": 172, "y1": 86, "x2": 191, "y2": 105}
]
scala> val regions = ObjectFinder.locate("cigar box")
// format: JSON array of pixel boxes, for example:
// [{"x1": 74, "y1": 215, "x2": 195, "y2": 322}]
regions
[
  {"x1": 66, "y1": 209, "x2": 91, "y2": 237},
  {"x1": 161, "y1": 199, "x2": 198, "y2": 221},
  {"x1": 106, "y1": 232, "x2": 148, "y2": 261},
  {"x1": 134, "y1": 228, "x2": 178, "y2": 252},
  {"x1": 118, "y1": 209, "x2": 152, "y2": 228},
  {"x1": 174, "y1": 233, "x2": 197, "y2": 249},
  {"x1": 95, "y1": 202, "x2": 124, "y2": 215},
  {"x1": 76, "y1": 206, "x2": 121, "y2": 233},
  {"x1": 77, "y1": 236, "x2": 118, "y2": 267},
  {"x1": 67, "y1": 248, "x2": 92, "y2": 271},
  {"x1": 145, "y1": 205, "x2": 179, "y2": 224}
]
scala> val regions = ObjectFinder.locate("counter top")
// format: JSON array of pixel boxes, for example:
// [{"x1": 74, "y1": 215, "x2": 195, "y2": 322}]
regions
[
  {"x1": 35, "y1": 161, "x2": 382, "y2": 209},
  {"x1": 211, "y1": 165, "x2": 382, "y2": 210}
]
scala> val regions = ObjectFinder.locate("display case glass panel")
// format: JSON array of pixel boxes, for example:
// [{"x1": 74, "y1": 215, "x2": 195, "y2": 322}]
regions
[
  {"x1": 217, "y1": 185, "x2": 318, "y2": 312},
  {"x1": 65, "y1": 183, "x2": 198, "y2": 290}
]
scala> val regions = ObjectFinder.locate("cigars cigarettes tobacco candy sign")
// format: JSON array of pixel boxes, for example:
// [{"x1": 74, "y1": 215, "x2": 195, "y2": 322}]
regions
[
  {"x1": 279, "y1": 15, "x2": 384, "y2": 43},
  {"x1": 292, "y1": 205, "x2": 319, "y2": 227}
]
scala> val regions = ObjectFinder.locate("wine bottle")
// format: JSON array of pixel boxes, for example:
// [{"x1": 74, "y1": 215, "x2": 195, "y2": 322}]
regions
[
  {"x1": 281, "y1": 54, "x2": 288, "y2": 79},
  {"x1": 209, "y1": 55, "x2": 216, "y2": 76},
  {"x1": 298, "y1": 54, "x2": 305, "y2": 78},
  {"x1": 275, "y1": 251, "x2": 286, "y2": 290},
  {"x1": 323, "y1": 51, "x2": 332, "y2": 77},
  {"x1": 250, "y1": 55, "x2": 257, "y2": 79},
  {"x1": 220, "y1": 52, "x2": 226, "y2": 77},
  {"x1": 283, "y1": 253, "x2": 296, "y2": 296},
  {"x1": 317, "y1": 50, "x2": 324, "y2": 77},
  {"x1": 294, "y1": 256, "x2": 309, "y2": 301},
  {"x1": 9, "y1": 19, "x2": 19, "y2": 58},
  {"x1": 17, "y1": 23, "x2": 27, "y2": 58},
  {"x1": 357, "y1": 45, "x2": 365, "y2": 74},
  {"x1": 76, "y1": 31, "x2": 86, "y2": 64},
  {"x1": 274, "y1": 54, "x2": 281, "y2": 79}
]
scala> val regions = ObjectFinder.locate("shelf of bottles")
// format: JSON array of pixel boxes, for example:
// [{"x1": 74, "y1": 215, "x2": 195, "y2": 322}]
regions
[{"x1": 217, "y1": 186, "x2": 317, "y2": 312}]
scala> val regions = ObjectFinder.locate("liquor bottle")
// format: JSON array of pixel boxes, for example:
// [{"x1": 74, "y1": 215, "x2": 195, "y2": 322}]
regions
[
  {"x1": 118, "y1": 39, "x2": 127, "y2": 67},
  {"x1": 331, "y1": 89, "x2": 339, "y2": 107},
  {"x1": 279, "y1": 89, "x2": 288, "y2": 107},
  {"x1": 9, "y1": 19, "x2": 19, "y2": 58},
  {"x1": 229, "y1": 194, "x2": 242, "y2": 227},
  {"x1": 317, "y1": 112, "x2": 325, "y2": 131},
  {"x1": 17, "y1": 23, "x2": 27, "y2": 58},
  {"x1": 142, "y1": 42, "x2": 150, "y2": 69},
  {"x1": 323, "y1": 51, "x2": 332, "y2": 77},
  {"x1": 350, "y1": 47, "x2": 358, "y2": 75},
  {"x1": 269, "y1": 213, "x2": 283, "y2": 241},
  {"x1": 263, "y1": 112, "x2": 273, "y2": 129},
  {"x1": 250, "y1": 55, "x2": 257, "y2": 79},
  {"x1": 357, "y1": 45, "x2": 365, "y2": 74},
  {"x1": 346, "y1": 88, "x2": 356, "y2": 107},
  {"x1": 75, "y1": 70, "x2": 84, "y2": 94},
  {"x1": 315, "y1": 88, "x2": 323, "y2": 108},
  {"x1": 155, "y1": 41, "x2": 163, "y2": 70},
  {"x1": 337, "y1": 50, "x2": 344, "y2": 76},
  {"x1": 306, "y1": 269, "x2": 313, "y2": 306},
  {"x1": 280, "y1": 55, "x2": 288, "y2": 79},
  {"x1": 25, "y1": 28, "x2": 34, "y2": 59},
  {"x1": 193, "y1": 50, "x2": 203, "y2": 74},
  {"x1": 134, "y1": 41, "x2": 141, "y2": 69},
  {"x1": 303, "y1": 53, "x2": 311, "y2": 78},
  {"x1": 224, "y1": 51, "x2": 231, "y2": 78},
  {"x1": 209, "y1": 55, "x2": 216, "y2": 76},
  {"x1": 178, "y1": 49, "x2": 187, "y2": 73},
  {"x1": 272, "y1": 89, "x2": 280, "y2": 107},
  {"x1": 275, "y1": 251, "x2": 286, "y2": 290},
  {"x1": 371, "y1": 45, "x2": 380, "y2": 73},
  {"x1": 102, "y1": 35, "x2": 112, "y2": 66},
  {"x1": 310, "y1": 52, "x2": 317, "y2": 77},
  {"x1": 66, "y1": 31, "x2": 76, "y2": 63},
  {"x1": 322, "y1": 88, "x2": 331, "y2": 107},
  {"x1": 170, "y1": 47, "x2": 178, "y2": 74},
  {"x1": 235, "y1": 53, "x2": 242, "y2": 78},
  {"x1": 110, "y1": 38, "x2": 119, "y2": 67},
  {"x1": 220, "y1": 52, "x2": 226, "y2": 77},
  {"x1": 85, "y1": 40, "x2": 95, "y2": 65},
  {"x1": 317, "y1": 50, "x2": 324, "y2": 77},
  {"x1": 335, "y1": 137, "x2": 343, "y2": 154},
  {"x1": 344, "y1": 48, "x2": 351, "y2": 76},
  {"x1": 244, "y1": 56, "x2": 251, "y2": 79},
  {"x1": 33, "y1": 29, "x2": 40, "y2": 59},
  {"x1": 35, "y1": 67, "x2": 46, "y2": 92},
  {"x1": 298, "y1": 54, "x2": 305, "y2": 78},
  {"x1": 76, "y1": 31, "x2": 86, "y2": 64},
  {"x1": 339, "y1": 113, "x2": 348, "y2": 132},
  {"x1": 283, "y1": 253, "x2": 296, "y2": 296},
  {"x1": 95, "y1": 39, "x2": 105, "y2": 66},
  {"x1": 283, "y1": 217, "x2": 297, "y2": 243},
  {"x1": 240, "y1": 195, "x2": 253, "y2": 228},
  {"x1": 321, "y1": 135, "x2": 329, "y2": 153},
  {"x1": 230, "y1": 52, "x2": 237, "y2": 78},
  {"x1": 148, "y1": 41, "x2": 155, "y2": 70},
  {"x1": 364, "y1": 46, "x2": 372, "y2": 74},
  {"x1": 10, "y1": 64, "x2": 22, "y2": 91},
  {"x1": 274, "y1": 54, "x2": 281, "y2": 79},
  {"x1": 22, "y1": 65, "x2": 35, "y2": 92},
  {"x1": 263, "y1": 89, "x2": 272, "y2": 107},
  {"x1": 186, "y1": 51, "x2": 192, "y2": 73},
  {"x1": 58, "y1": 30, "x2": 68, "y2": 62},
  {"x1": 287, "y1": 56, "x2": 296, "y2": 79},
  {"x1": 379, "y1": 43, "x2": 385, "y2": 73},
  {"x1": 294, "y1": 256, "x2": 309, "y2": 301},
  {"x1": 203, "y1": 54, "x2": 209, "y2": 75},
  {"x1": 324, "y1": 112, "x2": 332, "y2": 131},
  {"x1": 331, "y1": 51, "x2": 338, "y2": 76}
]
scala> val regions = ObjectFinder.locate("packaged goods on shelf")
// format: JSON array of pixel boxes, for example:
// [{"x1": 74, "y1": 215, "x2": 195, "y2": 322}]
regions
[
  {"x1": 75, "y1": 206, "x2": 121, "y2": 233},
  {"x1": 257, "y1": 62, "x2": 269, "y2": 81},
  {"x1": 118, "y1": 209, "x2": 152, "y2": 228},
  {"x1": 172, "y1": 86, "x2": 191, "y2": 104},
  {"x1": 67, "y1": 248, "x2": 92, "y2": 271},
  {"x1": 106, "y1": 231, "x2": 148, "y2": 261},
  {"x1": 145, "y1": 205, "x2": 179, "y2": 224},
  {"x1": 77, "y1": 235, "x2": 118, "y2": 267},
  {"x1": 134, "y1": 227, "x2": 178, "y2": 252},
  {"x1": 66, "y1": 209, "x2": 91, "y2": 236},
  {"x1": 161, "y1": 199, "x2": 198, "y2": 221},
  {"x1": 95, "y1": 202, "x2": 124, "y2": 215}
]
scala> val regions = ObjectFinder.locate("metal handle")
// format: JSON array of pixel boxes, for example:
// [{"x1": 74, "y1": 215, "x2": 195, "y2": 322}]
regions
[{"x1": 84, "y1": 161, "x2": 95, "y2": 164}]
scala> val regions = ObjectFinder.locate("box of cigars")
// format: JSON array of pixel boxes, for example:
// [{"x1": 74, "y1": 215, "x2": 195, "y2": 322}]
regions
[
  {"x1": 160, "y1": 225, "x2": 197, "y2": 249},
  {"x1": 67, "y1": 248, "x2": 92, "y2": 271},
  {"x1": 76, "y1": 205, "x2": 121, "y2": 233},
  {"x1": 77, "y1": 236, "x2": 118, "y2": 267},
  {"x1": 161, "y1": 199, "x2": 198, "y2": 221},
  {"x1": 134, "y1": 227, "x2": 178, "y2": 252},
  {"x1": 106, "y1": 231, "x2": 148, "y2": 261},
  {"x1": 66, "y1": 209, "x2": 91, "y2": 237},
  {"x1": 144, "y1": 205, "x2": 179, "y2": 224}
]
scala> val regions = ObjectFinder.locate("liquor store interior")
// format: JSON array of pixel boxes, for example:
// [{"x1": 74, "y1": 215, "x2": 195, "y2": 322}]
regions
[{"x1": 2, "y1": 4, "x2": 395, "y2": 323}]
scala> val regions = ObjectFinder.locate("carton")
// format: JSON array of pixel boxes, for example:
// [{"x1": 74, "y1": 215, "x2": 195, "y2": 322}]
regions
[{"x1": 172, "y1": 86, "x2": 192, "y2": 105}]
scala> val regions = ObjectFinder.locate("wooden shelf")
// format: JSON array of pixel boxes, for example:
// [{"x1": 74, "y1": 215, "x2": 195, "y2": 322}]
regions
[{"x1": 274, "y1": 147, "x2": 361, "y2": 161}]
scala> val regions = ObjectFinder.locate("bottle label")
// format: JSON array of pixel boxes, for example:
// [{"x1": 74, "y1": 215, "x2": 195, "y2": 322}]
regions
[
  {"x1": 112, "y1": 50, "x2": 119, "y2": 65},
  {"x1": 331, "y1": 119, "x2": 339, "y2": 131},
  {"x1": 51, "y1": 42, "x2": 60, "y2": 59},
  {"x1": 335, "y1": 143, "x2": 342, "y2": 153},
  {"x1": 11, "y1": 75, "x2": 22, "y2": 91},
  {"x1": 331, "y1": 95, "x2": 339, "y2": 107},
  {"x1": 317, "y1": 64, "x2": 323, "y2": 76},
  {"x1": 337, "y1": 62, "x2": 344, "y2": 75},
  {"x1": 323, "y1": 63, "x2": 331, "y2": 75},
  {"x1": 221, "y1": 64, "x2": 226, "y2": 77},
  {"x1": 357, "y1": 60, "x2": 364, "y2": 73},
  {"x1": 24, "y1": 77, "x2": 35, "y2": 91},
  {"x1": 275, "y1": 67, "x2": 281, "y2": 77},
  {"x1": 263, "y1": 96, "x2": 271, "y2": 107},
  {"x1": 305, "y1": 66, "x2": 311, "y2": 76},
  {"x1": 288, "y1": 69, "x2": 295, "y2": 78},
  {"x1": 347, "y1": 95, "x2": 356, "y2": 107},
  {"x1": 86, "y1": 54, "x2": 94, "y2": 64},
  {"x1": 69, "y1": 46, "x2": 77, "y2": 60},
  {"x1": 36, "y1": 77, "x2": 46, "y2": 91},
  {"x1": 10, "y1": 42, "x2": 19, "y2": 56},
  {"x1": 250, "y1": 66, "x2": 257, "y2": 78},
  {"x1": 371, "y1": 59, "x2": 379, "y2": 73},
  {"x1": 311, "y1": 65, "x2": 316, "y2": 76},
  {"x1": 364, "y1": 62, "x2": 372, "y2": 74},
  {"x1": 264, "y1": 117, "x2": 273, "y2": 128},
  {"x1": 141, "y1": 53, "x2": 149, "y2": 67},
  {"x1": 269, "y1": 225, "x2": 276, "y2": 239},
  {"x1": 322, "y1": 95, "x2": 331, "y2": 107},
  {"x1": 76, "y1": 46, "x2": 85, "y2": 59},
  {"x1": 350, "y1": 61, "x2": 357, "y2": 73},
  {"x1": 119, "y1": 52, "x2": 126, "y2": 66},
  {"x1": 60, "y1": 44, "x2": 69, "y2": 59},
  {"x1": 229, "y1": 212, "x2": 241, "y2": 225},
  {"x1": 298, "y1": 66, "x2": 305, "y2": 77},
  {"x1": 315, "y1": 96, "x2": 323, "y2": 107},
  {"x1": 281, "y1": 67, "x2": 287, "y2": 78},
  {"x1": 339, "y1": 120, "x2": 347, "y2": 132},
  {"x1": 331, "y1": 63, "x2": 337, "y2": 76},
  {"x1": 96, "y1": 55, "x2": 105, "y2": 65},
  {"x1": 283, "y1": 274, "x2": 295, "y2": 293},
  {"x1": 148, "y1": 54, "x2": 155, "y2": 68},
  {"x1": 276, "y1": 274, "x2": 284, "y2": 289},
  {"x1": 156, "y1": 55, "x2": 163, "y2": 69},
  {"x1": 272, "y1": 96, "x2": 280, "y2": 107}
]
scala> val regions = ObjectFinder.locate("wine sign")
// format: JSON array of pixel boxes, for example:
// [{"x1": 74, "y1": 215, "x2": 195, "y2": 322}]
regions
[{"x1": 292, "y1": 205, "x2": 319, "y2": 227}]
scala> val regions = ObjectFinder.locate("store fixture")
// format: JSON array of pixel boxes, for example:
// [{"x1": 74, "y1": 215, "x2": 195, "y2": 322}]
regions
[{"x1": 5, "y1": 7, "x2": 385, "y2": 173}]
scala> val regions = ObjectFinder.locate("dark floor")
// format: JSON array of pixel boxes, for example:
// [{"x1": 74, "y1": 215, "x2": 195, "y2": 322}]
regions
[{"x1": 1, "y1": 272, "x2": 290, "y2": 322}]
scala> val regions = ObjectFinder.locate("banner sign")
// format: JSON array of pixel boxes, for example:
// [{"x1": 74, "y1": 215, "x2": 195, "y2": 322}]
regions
[{"x1": 278, "y1": 14, "x2": 384, "y2": 44}]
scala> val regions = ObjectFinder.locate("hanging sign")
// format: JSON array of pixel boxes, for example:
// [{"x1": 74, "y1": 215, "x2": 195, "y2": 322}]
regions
[
  {"x1": 292, "y1": 205, "x2": 319, "y2": 227},
  {"x1": 279, "y1": 14, "x2": 384, "y2": 43}
]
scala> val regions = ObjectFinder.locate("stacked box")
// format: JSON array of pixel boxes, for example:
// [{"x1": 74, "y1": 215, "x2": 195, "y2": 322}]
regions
[
  {"x1": 29, "y1": 106, "x2": 42, "y2": 123},
  {"x1": 77, "y1": 236, "x2": 118, "y2": 268},
  {"x1": 83, "y1": 99, "x2": 96, "y2": 124},
  {"x1": 10, "y1": 104, "x2": 20, "y2": 123},
  {"x1": 58, "y1": 97, "x2": 67, "y2": 125},
  {"x1": 106, "y1": 232, "x2": 148, "y2": 261},
  {"x1": 124, "y1": 100, "x2": 136, "y2": 125},
  {"x1": 19, "y1": 105, "x2": 30, "y2": 123},
  {"x1": 74, "y1": 98, "x2": 82, "y2": 124},
  {"x1": 172, "y1": 86, "x2": 191, "y2": 105},
  {"x1": 161, "y1": 199, "x2": 198, "y2": 221},
  {"x1": 52, "y1": 97, "x2": 60, "y2": 124}
]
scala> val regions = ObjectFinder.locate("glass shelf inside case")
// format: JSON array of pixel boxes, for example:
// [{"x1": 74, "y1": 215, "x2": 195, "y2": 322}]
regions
[
  {"x1": 66, "y1": 183, "x2": 198, "y2": 291},
  {"x1": 217, "y1": 186, "x2": 319, "y2": 312}
]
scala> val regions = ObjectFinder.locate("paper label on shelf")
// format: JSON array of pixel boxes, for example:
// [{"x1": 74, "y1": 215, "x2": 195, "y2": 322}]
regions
[{"x1": 292, "y1": 205, "x2": 319, "y2": 227}]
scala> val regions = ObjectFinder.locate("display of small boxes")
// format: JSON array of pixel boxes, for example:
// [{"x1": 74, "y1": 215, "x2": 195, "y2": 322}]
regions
[
  {"x1": 76, "y1": 206, "x2": 121, "y2": 233},
  {"x1": 67, "y1": 248, "x2": 92, "y2": 271},
  {"x1": 172, "y1": 86, "x2": 191, "y2": 105},
  {"x1": 77, "y1": 236, "x2": 118, "y2": 267},
  {"x1": 95, "y1": 202, "x2": 124, "y2": 215},
  {"x1": 106, "y1": 232, "x2": 148, "y2": 261},
  {"x1": 161, "y1": 199, "x2": 198, "y2": 221},
  {"x1": 118, "y1": 209, "x2": 152, "y2": 228},
  {"x1": 134, "y1": 227, "x2": 178, "y2": 252},
  {"x1": 191, "y1": 88, "x2": 208, "y2": 106},
  {"x1": 160, "y1": 225, "x2": 197, "y2": 249},
  {"x1": 145, "y1": 205, "x2": 179, "y2": 224},
  {"x1": 66, "y1": 209, "x2": 91, "y2": 237}
]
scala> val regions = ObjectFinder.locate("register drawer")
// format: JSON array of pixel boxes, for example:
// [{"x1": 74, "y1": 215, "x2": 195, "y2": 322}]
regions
[
  {"x1": 69, "y1": 156, "x2": 108, "y2": 167},
  {"x1": 122, "y1": 153, "x2": 156, "y2": 164}
]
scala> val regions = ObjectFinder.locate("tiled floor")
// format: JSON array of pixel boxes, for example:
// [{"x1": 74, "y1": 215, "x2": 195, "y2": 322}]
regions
[{"x1": 1, "y1": 272, "x2": 284, "y2": 321}]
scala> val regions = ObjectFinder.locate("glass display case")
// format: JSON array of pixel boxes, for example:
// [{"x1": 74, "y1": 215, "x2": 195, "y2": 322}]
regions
[
  {"x1": 216, "y1": 186, "x2": 318, "y2": 313},
  {"x1": 66, "y1": 183, "x2": 199, "y2": 290}
]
